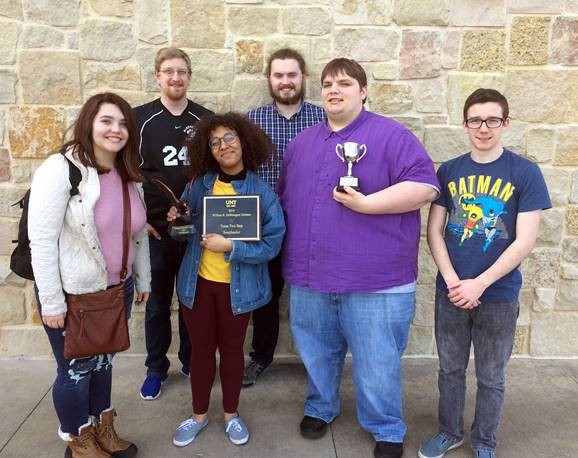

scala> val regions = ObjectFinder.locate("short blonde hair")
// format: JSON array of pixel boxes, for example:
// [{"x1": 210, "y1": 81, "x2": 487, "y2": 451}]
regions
[{"x1": 154, "y1": 47, "x2": 191, "y2": 73}]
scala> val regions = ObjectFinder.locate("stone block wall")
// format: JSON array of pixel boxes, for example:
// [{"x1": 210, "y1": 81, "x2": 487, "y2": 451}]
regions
[{"x1": 1, "y1": 0, "x2": 577, "y2": 358}]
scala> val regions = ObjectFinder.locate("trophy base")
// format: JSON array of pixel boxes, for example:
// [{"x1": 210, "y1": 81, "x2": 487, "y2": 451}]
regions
[
  {"x1": 169, "y1": 224, "x2": 196, "y2": 237},
  {"x1": 337, "y1": 176, "x2": 360, "y2": 192}
]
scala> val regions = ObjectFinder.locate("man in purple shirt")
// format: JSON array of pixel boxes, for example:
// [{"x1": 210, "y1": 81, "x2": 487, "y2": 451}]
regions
[{"x1": 277, "y1": 58, "x2": 439, "y2": 458}]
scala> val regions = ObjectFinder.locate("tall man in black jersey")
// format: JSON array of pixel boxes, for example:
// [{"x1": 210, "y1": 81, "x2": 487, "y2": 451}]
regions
[{"x1": 135, "y1": 47, "x2": 212, "y2": 400}]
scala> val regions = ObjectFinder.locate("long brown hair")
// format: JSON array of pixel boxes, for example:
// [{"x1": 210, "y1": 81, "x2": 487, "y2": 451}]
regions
[{"x1": 63, "y1": 92, "x2": 143, "y2": 182}]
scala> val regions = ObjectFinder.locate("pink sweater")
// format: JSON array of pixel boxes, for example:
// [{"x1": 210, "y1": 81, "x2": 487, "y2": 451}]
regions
[{"x1": 94, "y1": 168, "x2": 147, "y2": 286}]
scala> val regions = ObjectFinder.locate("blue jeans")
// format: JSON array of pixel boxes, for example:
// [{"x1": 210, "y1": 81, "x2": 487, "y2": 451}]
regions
[
  {"x1": 145, "y1": 236, "x2": 191, "y2": 376},
  {"x1": 435, "y1": 289, "x2": 518, "y2": 451},
  {"x1": 38, "y1": 277, "x2": 134, "y2": 436},
  {"x1": 290, "y1": 284, "x2": 415, "y2": 443}
]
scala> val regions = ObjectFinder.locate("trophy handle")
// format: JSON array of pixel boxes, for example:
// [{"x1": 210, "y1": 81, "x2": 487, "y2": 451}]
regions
[
  {"x1": 150, "y1": 178, "x2": 180, "y2": 205},
  {"x1": 357, "y1": 144, "x2": 367, "y2": 162},
  {"x1": 335, "y1": 144, "x2": 344, "y2": 162}
]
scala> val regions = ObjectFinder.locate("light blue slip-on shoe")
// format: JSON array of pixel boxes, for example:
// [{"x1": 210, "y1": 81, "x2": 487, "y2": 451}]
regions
[
  {"x1": 224, "y1": 415, "x2": 249, "y2": 445},
  {"x1": 173, "y1": 417, "x2": 208, "y2": 447}
]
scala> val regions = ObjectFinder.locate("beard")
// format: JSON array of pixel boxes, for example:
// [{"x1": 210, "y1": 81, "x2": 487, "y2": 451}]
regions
[
  {"x1": 269, "y1": 80, "x2": 306, "y2": 106},
  {"x1": 163, "y1": 83, "x2": 188, "y2": 102}
]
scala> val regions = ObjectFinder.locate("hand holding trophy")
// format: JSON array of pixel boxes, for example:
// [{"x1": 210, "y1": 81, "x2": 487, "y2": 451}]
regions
[
  {"x1": 335, "y1": 142, "x2": 367, "y2": 192},
  {"x1": 151, "y1": 178, "x2": 196, "y2": 236}
]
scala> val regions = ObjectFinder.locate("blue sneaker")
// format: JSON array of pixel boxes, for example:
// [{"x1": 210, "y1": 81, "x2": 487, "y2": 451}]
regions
[
  {"x1": 173, "y1": 417, "x2": 208, "y2": 447},
  {"x1": 181, "y1": 366, "x2": 190, "y2": 378},
  {"x1": 224, "y1": 415, "x2": 249, "y2": 445},
  {"x1": 139, "y1": 373, "x2": 168, "y2": 400},
  {"x1": 419, "y1": 433, "x2": 464, "y2": 458},
  {"x1": 473, "y1": 449, "x2": 496, "y2": 458}
]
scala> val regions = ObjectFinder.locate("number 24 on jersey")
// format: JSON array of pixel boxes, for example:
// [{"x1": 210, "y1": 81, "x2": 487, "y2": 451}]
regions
[{"x1": 163, "y1": 145, "x2": 189, "y2": 166}]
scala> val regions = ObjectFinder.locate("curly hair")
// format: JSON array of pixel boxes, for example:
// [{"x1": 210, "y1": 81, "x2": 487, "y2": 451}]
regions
[{"x1": 186, "y1": 112, "x2": 275, "y2": 178}]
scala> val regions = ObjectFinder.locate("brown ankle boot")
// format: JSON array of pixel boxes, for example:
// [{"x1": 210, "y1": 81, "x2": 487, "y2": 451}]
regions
[
  {"x1": 94, "y1": 409, "x2": 137, "y2": 457},
  {"x1": 64, "y1": 424, "x2": 111, "y2": 458}
]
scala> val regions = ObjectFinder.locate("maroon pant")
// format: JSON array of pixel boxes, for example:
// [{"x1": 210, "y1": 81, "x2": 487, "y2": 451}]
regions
[{"x1": 181, "y1": 276, "x2": 250, "y2": 414}]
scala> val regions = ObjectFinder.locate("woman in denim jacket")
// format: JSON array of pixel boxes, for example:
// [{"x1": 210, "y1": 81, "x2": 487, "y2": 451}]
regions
[{"x1": 169, "y1": 112, "x2": 285, "y2": 448}]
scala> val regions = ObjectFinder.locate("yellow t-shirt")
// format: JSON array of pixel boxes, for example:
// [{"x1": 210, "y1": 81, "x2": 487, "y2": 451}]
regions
[{"x1": 198, "y1": 179, "x2": 236, "y2": 283}]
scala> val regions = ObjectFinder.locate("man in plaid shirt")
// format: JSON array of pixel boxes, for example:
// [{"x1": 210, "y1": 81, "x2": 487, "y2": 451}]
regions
[{"x1": 244, "y1": 48, "x2": 324, "y2": 387}]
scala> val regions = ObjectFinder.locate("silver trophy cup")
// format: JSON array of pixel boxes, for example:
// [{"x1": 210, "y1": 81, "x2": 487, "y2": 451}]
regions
[{"x1": 335, "y1": 142, "x2": 367, "y2": 192}]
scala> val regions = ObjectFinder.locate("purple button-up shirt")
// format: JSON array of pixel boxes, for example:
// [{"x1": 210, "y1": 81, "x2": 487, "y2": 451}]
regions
[{"x1": 277, "y1": 109, "x2": 439, "y2": 293}]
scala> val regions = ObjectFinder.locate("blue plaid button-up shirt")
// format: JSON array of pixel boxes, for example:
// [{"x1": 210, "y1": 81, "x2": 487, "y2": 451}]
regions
[{"x1": 247, "y1": 101, "x2": 325, "y2": 189}]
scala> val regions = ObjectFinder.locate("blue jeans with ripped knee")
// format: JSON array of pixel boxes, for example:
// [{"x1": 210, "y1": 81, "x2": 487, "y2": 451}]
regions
[{"x1": 38, "y1": 277, "x2": 134, "y2": 436}]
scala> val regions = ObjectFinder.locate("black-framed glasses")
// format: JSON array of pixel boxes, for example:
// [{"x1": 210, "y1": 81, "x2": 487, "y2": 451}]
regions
[
  {"x1": 209, "y1": 133, "x2": 238, "y2": 149},
  {"x1": 465, "y1": 117, "x2": 505, "y2": 129},
  {"x1": 159, "y1": 68, "x2": 189, "y2": 77}
]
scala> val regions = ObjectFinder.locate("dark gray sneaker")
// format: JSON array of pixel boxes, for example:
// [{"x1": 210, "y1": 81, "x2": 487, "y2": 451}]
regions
[{"x1": 242, "y1": 360, "x2": 269, "y2": 387}]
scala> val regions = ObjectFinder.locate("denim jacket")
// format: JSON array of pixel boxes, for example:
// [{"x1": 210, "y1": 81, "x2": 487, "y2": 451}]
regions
[{"x1": 176, "y1": 170, "x2": 286, "y2": 315}]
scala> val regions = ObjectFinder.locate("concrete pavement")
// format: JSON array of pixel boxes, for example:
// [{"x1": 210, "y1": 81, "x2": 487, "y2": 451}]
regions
[{"x1": 1, "y1": 357, "x2": 577, "y2": 457}]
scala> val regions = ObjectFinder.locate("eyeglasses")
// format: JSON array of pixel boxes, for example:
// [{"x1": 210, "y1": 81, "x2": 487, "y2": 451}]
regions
[
  {"x1": 209, "y1": 133, "x2": 238, "y2": 149},
  {"x1": 465, "y1": 117, "x2": 505, "y2": 129},
  {"x1": 159, "y1": 68, "x2": 189, "y2": 77}
]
